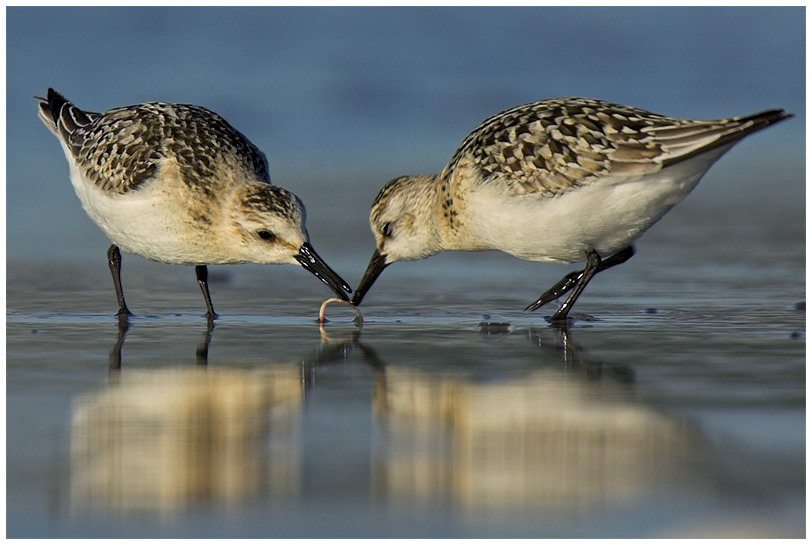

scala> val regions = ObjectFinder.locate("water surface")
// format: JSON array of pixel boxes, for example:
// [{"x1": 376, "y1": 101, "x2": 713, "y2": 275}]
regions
[{"x1": 7, "y1": 202, "x2": 805, "y2": 537}]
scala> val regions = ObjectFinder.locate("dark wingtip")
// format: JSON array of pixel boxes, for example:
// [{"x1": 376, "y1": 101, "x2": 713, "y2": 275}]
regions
[{"x1": 740, "y1": 108, "x2": 794, "y2": 130}]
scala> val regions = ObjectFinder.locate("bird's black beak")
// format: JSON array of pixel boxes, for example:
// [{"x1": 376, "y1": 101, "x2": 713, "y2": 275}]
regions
[
  {"x1": 351, "y1": 248, "x2": 389, "y2": 306},
  {"x1": 295, "y1": 243, "x2": 353, "y2": 301}
]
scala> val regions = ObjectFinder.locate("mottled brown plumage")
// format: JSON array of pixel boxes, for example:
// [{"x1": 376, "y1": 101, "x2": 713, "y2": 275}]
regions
[
  {"x1": 442, "y1": 98, "x2": 790, "y2": 199},
  {"x1": 38, "y1": 91, "x2": 270, "y2": 195}
]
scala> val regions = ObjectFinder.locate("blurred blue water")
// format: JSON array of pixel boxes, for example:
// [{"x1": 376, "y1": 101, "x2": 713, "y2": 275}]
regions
[{"x1": 7, "y1": 6, "x2": 805, "y2": 263}]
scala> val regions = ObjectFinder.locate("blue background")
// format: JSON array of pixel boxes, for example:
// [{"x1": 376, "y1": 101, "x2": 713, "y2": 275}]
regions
[{"x1": 7, "y1": 6, "x2": 805, "y2": 262}]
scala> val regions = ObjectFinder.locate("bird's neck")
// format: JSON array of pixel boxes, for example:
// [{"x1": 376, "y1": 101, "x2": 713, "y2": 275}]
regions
[{"x1": 404, "y1": 174, "x2": 456, "y2": 255}]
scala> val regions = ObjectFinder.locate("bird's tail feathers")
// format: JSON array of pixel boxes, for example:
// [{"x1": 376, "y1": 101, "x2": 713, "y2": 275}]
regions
[{"x1": 36, "y1": 88, "x2": 99, "y2": 142}]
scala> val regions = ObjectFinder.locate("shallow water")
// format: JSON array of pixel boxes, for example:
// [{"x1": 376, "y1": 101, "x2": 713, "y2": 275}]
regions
[{"x1": 6, "y1": 201, "x2": 805, "y2": 538}]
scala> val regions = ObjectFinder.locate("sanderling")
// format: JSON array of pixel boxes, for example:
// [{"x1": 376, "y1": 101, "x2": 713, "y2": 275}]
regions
[
  {"x1": 37, "y1": 88, "x2": 352, "y2": 320},
  {"x1": 352, "y1": 98, "x2": 792, "y2": 322}
]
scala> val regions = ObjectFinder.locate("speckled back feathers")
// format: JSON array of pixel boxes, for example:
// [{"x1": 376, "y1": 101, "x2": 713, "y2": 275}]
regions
[
  {"x1": 37, "y1": 88, "x2": 270, "y2": 195},
  {"x1": 441, "y1": 98, "x2": 791, "y2": 198}
]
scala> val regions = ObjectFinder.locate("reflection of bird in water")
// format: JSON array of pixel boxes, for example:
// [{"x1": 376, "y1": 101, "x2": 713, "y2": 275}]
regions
[
  {"x1": 71, "y1": 365, "x2": 304, "y2": 513},
  {"x1": 372, "y1": 361, "x2": 700, "y2": 515},
  {"x1": 108, "y1": 318, "x2": 216, "y2": 373},
  {"x1": 95, "y1": 314, "x2": 702, "y2": 519},
  {"x1": 300, "y1": 327, "x2": 385, "y2": 392},
  {"x1": 475, "y1": 314, "x2": 634, "y2": 381},
  {"x1": 526, "y1": 324, "x2": 635, "y2": 383},
  {"x1": 86, "y1": 315, "x2": 378, "y2": 514}
]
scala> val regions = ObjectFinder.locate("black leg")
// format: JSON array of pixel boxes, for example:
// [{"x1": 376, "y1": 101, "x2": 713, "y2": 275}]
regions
[
  {"x1": 595, "y1": 245, "x2": 635, "y2": 271},
  {"x1": 550, "y1": 250, "x2": 603, "y2": 323},
  {"x1": 524, "y1": 270, "x2": 583, "y2": 312},
  {"x1": 195, "y1": 265, "x2": 218, "y2": 320},
  {"x1": 525, "y1": 246, "x2": 636, "y2": 313},
  {"x1": 107, "y1": 244, "x2": 133, "y2": 321}
]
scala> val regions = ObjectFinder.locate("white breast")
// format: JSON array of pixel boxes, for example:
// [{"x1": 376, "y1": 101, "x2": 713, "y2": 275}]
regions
[
  {"x1": 65, "y1": 153, "x2": 214, "y2": 265},
  {"x1": 462, "y1": 146, "x2": 732, "y2": 263}
]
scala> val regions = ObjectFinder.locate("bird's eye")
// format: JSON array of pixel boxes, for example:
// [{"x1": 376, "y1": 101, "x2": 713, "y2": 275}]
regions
[
  {"x1": 257, "y1": 230, "x2": 276, "y2": 242},
  {"x1": 381, "y1": 222, "x2": 393, "y2": 238}
]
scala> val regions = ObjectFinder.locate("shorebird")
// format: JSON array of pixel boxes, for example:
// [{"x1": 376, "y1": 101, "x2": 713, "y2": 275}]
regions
[
  {"x1": 351, "y1": 98, "x2": 791, "y2": 322},
  {"x1": 37, "y1": 88, "x2": 352, "y2": 320}
]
